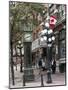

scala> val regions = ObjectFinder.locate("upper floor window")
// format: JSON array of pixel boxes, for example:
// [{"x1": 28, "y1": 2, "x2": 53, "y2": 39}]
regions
[
  {"x1": 59, "y1": 29, "x2": 66, "y2": 40},
  {"x1": 59, "y1": 40, "x2": 66, "y2": 58},
  {"x1": 62, "y1": 5, "x2": 66, "y2": 16}
]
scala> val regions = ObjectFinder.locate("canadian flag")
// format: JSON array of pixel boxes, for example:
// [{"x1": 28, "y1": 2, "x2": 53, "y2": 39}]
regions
[{"x1": 50, "y1": 16, "x2": 57, "y2": 29}]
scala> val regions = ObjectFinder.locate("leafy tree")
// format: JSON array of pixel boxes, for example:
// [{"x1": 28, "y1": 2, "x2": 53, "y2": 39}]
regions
[
  {"x1": 9, "y1": 1, "x2": 46, "y2": 85},
  {"x1": 9, "y1": 2, "x2": 45, "y2": 43}
]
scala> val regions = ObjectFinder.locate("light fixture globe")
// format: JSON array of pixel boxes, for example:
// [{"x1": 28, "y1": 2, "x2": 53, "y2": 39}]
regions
[
  {"x1": 48, "y1": 44, "x2": 52, "y2": 47},
  {"x1": 43, "y1": 10, "x2": 45, "y2": 14},
  {"x1": 44, "y1": 29, "x2": 48, "y2": 34},
  {"x1": 41, "y1": 29, "x2": 47, "y2": 35},
  {"x1": 48, "y1": 29, "x2": 53, "y2": 34},
  {"x1": 21, "y1": 44, "x2": 23, "y2": 47},
  {"x1": 49, "y1": 29, "x2": 53, "y2": 34},
  {"x1": 48, "y1": 30, "x2": 51, "y2": 34},
  {"x1": 45, "y1": 22, "x2": 49, "y2": 28},
  {"x1": 52, "y1": 36, "x2": 55, "y2": 41},
  {"x1": 43, "y1": 36, "x2": 47, "y2": 41},
  {"x1": 41, "y1": 30, "x2": 45, "y2": 35},
  {"x1": 18, "y1": 40, "x2": 21, "y2": 44},
  {"x1": 40, "y1": 37, "x2": 44, "y2": 42},
  {"x1": 48, "y1": 38, "x2": 52, "y2": 42}
]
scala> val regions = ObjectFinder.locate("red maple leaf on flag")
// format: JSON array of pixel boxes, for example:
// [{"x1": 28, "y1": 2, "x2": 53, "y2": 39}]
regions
[
  {"x1": 51, "y1": 19, "x2": 54, "y2": 23},
  {"x1": 49, "y1": 15, "x2": 57, "y2": 30}
]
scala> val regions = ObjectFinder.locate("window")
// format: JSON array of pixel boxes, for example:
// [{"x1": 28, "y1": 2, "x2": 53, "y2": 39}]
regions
[
  {"x1": 62, "y1": 5, "x2": 66, "y2": 16},
  {"x1": 59, "y1": 40, "x2": 66, "y2": 58},
  {"x1": 59, "y1": 29, "x2": 66, "y2": 40}
]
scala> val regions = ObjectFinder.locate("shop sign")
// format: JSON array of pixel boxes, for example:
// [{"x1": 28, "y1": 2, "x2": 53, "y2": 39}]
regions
[
  {"x1": 32, "y1": 39, "x2": 40, "y2": 51},
  {"x1": 32, "y1": 38, "x2": 47, "y2": 51},
  {"x1": 39, "y1": 40, "x2": 47, "y2": 47}
]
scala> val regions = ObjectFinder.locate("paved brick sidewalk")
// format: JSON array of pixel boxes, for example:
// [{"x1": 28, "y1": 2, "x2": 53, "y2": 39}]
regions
[{"x1": 9, "y1": 65, "x2": 66, "y2": 88}]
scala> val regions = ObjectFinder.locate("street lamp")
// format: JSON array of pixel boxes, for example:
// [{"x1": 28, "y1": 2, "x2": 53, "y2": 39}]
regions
[
  {"x1": 40, "y1": 22, "x2": 55, "y2": 83},
  {"x1": 17, "y1": 40, "x2": 23, "y2": 72}
]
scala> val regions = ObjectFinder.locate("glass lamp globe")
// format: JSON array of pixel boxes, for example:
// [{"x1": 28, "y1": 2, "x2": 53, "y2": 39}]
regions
[
  {"x1": 48, "y1": 38, "x2": 52, "y2": 42},
  {"x1": 43, "y1": 10, "x2": 45, "y2": 14},
  {"x1": 21, "y1": 44, "x2": 23, "y2": 47},
  {"x1": 41, "y1": 30, "x2": 45, "y2": 35},
  {"x1": 48, "y1": 29, "x2": 53, "y2": 34},
  {"x1": 40, "y1": 38, "x2": 44, "y2": 42},
  {"x1": 41, "y1": 29, "x2": 47, "y2": 35},
  {"x1": 48, "y1": 30, "x2": 51, "y2": 34},
  {"x1": 45, "y1": 22, "x2": 49, "y2": 28},
  {"x1": 44, "y1": 29, "x2": 48, "y2": 34},
  {"x1": 43, "y1": 36, "x2": 47, "y2": 41},
  {"x1": 52, "y1": 36, "x2": 55, "y2": 41},
  {"x1": 18, "y1": 40, "x2": 21, "y2": 44},
  {"x1": 48, "y1": 44, "x2": 52, "y2": 47},
  {"x1": 49, "y1": 29, "x2": 53, "y2": 33}
]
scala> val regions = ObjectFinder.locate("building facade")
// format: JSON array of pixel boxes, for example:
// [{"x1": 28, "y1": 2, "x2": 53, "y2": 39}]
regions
[{"x1": 32, "y1": 4, "x2": 66, "y2": 72}]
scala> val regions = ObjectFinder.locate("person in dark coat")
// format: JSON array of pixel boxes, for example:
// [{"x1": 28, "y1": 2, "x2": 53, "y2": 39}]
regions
[
  {"x1": 38, "y1": 57, "x2": 46, "y2": 71},
  {"x1": 42, "y1": 60, "x2": 46, "y2": 71},
  {"x1": 38, "y1": 58, "x2": 42, "y2": 69},
  {"x1": 51, "y1": 59, "x2": 56, "y2": 74}
]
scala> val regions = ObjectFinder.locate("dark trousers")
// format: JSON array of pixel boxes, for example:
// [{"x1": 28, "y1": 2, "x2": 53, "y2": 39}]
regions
[{"x1": 52, "y1": 65, "x2": 56, "y2": 74}]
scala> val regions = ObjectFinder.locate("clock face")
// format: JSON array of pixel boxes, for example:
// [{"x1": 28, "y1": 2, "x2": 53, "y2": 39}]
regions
[{"x1": 24, "y1": 33, "x2": 32, "y2": 41}]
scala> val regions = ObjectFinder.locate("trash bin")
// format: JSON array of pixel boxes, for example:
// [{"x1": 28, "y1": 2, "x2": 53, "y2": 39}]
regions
[{"x1": 59, "y1": 63, "x2": 66, "y2": 73}]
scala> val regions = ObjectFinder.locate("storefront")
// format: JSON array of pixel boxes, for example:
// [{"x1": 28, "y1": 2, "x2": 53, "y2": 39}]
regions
[
  {"x1": 32, "y1": 38, "x2": 40, "y2": 67},
  {"x1": 54, "y1": 20, "x2": 66, "y2": 73},
  {"x1": 32, "y1": 38, "x2": 47, "y2": 67},
  {"x1": 58, "y1": 27, "x2": 66, "y2": 73}
]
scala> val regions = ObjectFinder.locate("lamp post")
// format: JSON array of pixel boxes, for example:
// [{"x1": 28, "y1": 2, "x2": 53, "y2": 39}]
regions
[
  {"x1": 39, "y1": 22, "x2": 55, "y2": 83},
  {"x1": 15, "y1": 45, "x2": 18, "y2": 71},
  {"x1": 17, "y1": 40, "x2": 23, "y2": 72}
]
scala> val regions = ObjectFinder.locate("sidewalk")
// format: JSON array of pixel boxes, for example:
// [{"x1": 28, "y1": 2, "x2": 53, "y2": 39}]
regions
[{"x1": 9, "y1": 65, "x2": 66, "y2": 88}]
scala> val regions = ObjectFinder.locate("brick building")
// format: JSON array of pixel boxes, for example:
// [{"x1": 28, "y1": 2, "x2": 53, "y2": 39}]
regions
[{"x1": 32, "y1": 4, "x2": 66, "y2": 72}]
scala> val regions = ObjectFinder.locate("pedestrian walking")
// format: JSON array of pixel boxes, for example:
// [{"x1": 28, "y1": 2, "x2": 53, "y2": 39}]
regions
[
  {"x1": 51, "y1": 59, "x2": 56, "y2": 74},
  {"x1": 42, "y1": 61, "x2": 46, "y2": 71},
  {"x1": 38, "y1": 57, "x2": 42, "y2": 69},
  {"x1": 38, "y1": 57, "x2": 46, "y2": 71}
]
